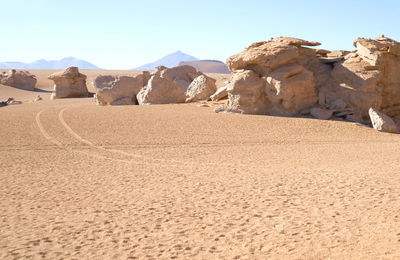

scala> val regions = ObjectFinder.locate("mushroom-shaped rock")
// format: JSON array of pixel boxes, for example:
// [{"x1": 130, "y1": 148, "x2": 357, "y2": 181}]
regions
[
  {"x1": 48, "y1": 67, "x2": 89, "y2": 99},
  {"x1": 369, "y1": 108, "x2": 398, "y2": 133},
  {"x1": 93, "y1": 73, "x2": 149, "y2": 106},
  {"x1": 0, "y1": 70, "x2": 37, "y2": 90},
  {"x1": 185, "y1": 75, "x2": 217, "y2": 103},
  {"x1": 137, "y1": 74, "x2": 186, "y2": 105}
]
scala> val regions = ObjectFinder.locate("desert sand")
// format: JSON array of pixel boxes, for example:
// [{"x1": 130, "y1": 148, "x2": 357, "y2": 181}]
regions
[{"x1": 0, "y1": 70, "x2": 399, "y2": 259}]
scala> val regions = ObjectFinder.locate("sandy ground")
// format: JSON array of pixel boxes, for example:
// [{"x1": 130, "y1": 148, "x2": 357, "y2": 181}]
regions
[{"x1": 0, "y1": 70, "x2": 400, "y2": 259}]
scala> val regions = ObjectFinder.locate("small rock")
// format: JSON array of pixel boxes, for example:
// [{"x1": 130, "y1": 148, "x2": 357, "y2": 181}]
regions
[
  {"x1": 34, "y1": 95, "x2": 42, "y2": 102},
  {"x1": 310, "y1": 107, "x2": 333, "y2": 120},
  {"x1": 197, "y1": 104, "x2": 209, "y2": 107},
  {"x1": 368, "y1": 108, "x2": 399, "y2": 133},
  {"x1": 214, "y1": 105, "x2": 226, "y2": 113},
  {"x1": 329, "y1": 98, "x2": 347, "y2": 110}
]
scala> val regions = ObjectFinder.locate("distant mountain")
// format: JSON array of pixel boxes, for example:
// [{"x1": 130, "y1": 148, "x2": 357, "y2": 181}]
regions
[
  {"x1": 0, "y1": 57, "x2": 101, "y2": 70},
  {"x1": 134, "y1": 51, "x2": 199, "y2": 71},
  {"x1": 179, "y1": 60, "x2": 230, "y2": 74}
]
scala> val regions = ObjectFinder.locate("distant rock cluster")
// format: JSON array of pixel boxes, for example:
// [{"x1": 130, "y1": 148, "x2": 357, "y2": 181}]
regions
[{"x1": 94, "y1": 65, "x2": 217, "y2": 106}]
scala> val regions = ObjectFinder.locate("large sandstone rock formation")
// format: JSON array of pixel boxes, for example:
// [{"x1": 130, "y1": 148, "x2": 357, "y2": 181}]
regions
[
  {"x1": 93, "y1": 72, "x2": 150, "y2": 105},
  {"x1": 222, "y1": 35, "x2": 400, "y2": 123},
  {"x1": 137, "y1": 65, "x2": 215, "y2": 105},
  {"x1": 0, "y1": 70, "x2": 37, "y2": 90},
  {"x1": 48, "y1": 67, "x2": 89, "y2": 99}
]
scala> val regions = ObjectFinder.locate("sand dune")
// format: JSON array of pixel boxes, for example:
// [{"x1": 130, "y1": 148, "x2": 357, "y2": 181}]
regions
[{"x1": 0, "y1": 70, "x2": 400, "y2": 259}]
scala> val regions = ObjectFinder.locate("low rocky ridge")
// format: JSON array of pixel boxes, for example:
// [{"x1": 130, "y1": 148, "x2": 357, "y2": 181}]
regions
[
  {"x1": 217, "y1": 35, "x2": 400, "y2": 133},
  {"x1": 0, "y1": 70, "x2": 37, "y2": 90},
  {"x1": 48, "y1": 66, "x2": 89, "y2": 99}
]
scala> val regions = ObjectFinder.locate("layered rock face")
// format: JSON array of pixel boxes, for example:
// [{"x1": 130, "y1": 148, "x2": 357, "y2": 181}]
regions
[
  {"x1": 0, "y1": 70, "x2": 37, "y2": 90},
  {"x1": 48, "y1": 67, "x2": 89, "y2": 99},
  {"x1": 223, "y1": 36, "x2": 400, "y2": 122},
  {"x1": 94, "y1": 72, "x2": 150, "y2": 105},
  {"x1": 225, "y1": 37, "x2": 321, "y2": 115},
  {"x1": 137, "y1": 65, "x2": 216, "y2": 105},
  {"x1": 323, "y1": 36, "x2": 400, "y2": 120}
]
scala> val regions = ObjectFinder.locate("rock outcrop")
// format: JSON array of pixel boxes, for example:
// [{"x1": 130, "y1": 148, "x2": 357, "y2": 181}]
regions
[
  {"x1": 137, "y1": 65, "x2": 215, "y2": 105},
  {"x1": 225, "y1": 37, "x2": 322, "y2": 115},
  {"x1": 369, "y1": 108, "x2": 398, "y2": 133},
  {"x1": 93, "y1": 72, "x2": 150, "y2": 105},
  {"x1": 221, "y1": 35, "x2": 400, "y2": 129},
  {"x1": 185, "y1": 75, "x2": 217, "y2": 102},
  {"x1": 48, "y1": 67, "x2": 89, "y2": 99},
  {"x1": 0, "y1": 70, "x2": 37, "y2": 90}
]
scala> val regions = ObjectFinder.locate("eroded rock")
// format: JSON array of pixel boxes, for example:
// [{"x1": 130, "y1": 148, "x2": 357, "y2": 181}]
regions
[
  {"x1": 185, "y1": 75, "x2": 217, "y2": 102},
  {"x1": 94, "y1": 73, "x2": 148, "y2": 105},
  {"x1": 369, "y1": 108, "x2": 398, "y2": 133},
  {"x1": 0, "y1": 70, "x2": 37, "y2": 90},
  {"x1": 48, "y1": 67, "x2": 88, "y2": 99}
]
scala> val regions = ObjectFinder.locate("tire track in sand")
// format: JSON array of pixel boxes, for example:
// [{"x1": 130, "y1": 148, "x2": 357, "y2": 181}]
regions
[
  {"x1": 35, "y1": 109, "x2": 134, "y2": 164},
  {"x1": 58, "y1": 107, "x2": 254, "y2": 169}
]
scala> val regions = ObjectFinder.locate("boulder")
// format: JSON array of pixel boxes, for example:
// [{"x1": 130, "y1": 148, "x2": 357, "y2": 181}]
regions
[
  {"x1": 137, "y1": 74, "x2": 186, "y2": 105},
  {"x1": 225, "y1": 70, "x2": 269, "y2": 114},
  {"x1": 210, "y1": 85, "x2": 229, "y2": 101},
  {"x1": 0, "y1": 70, "x2": 37, "y2": 90},
  {"x1": 310, "y1": 107, "x2": 333, "y2": 120},
  {"x1": 160, "y1": 65, "x2": 203, "y2": 91},
  {"x1": 185, "y1": 75, "x2": 217, "y2": 102},
  {"x1": 369, "y1": 108, "x2": 398, "y2": 133},
  {"x1": 265, "y1": 64, "x2": 317, "y2": 115},
  {"x1": 48, "y1": 67, "x2": 89, "y2": 99},
  {"x1": 93, "y1": 73, "x2": 149, "y2": 105}
]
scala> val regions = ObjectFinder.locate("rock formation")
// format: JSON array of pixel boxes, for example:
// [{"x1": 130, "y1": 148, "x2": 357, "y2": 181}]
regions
[
  {"x1": 137, "y1": 65, "x2": 215, "y2": 105},
  {"x1": 369, "y1": 108, "x2": 398, "y2": 133},
  {"x1": 48, "y1": 67, "x2": 89, "y2": 99},
  {"x1": 0, "y1": 70, "x2": 37, "y2": 90},
  {"x1": 185, "y1": 75, "x2": 217, "y2": 102},
  {"x1": 210, "y1": 85, "x2": 228, "y2": 101},
  {"x1": 222, "y1": 35, "x2": 400, "y2": 127},
  {"x1": 93, "y1": 72, "x2": 150, "y2": 105}
]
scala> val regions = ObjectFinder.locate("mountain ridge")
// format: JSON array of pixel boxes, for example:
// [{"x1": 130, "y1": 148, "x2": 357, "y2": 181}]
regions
[
  {"x1": 0, "y1": 57, "x2": 101, "y2": 70},
  {"x1": 134, "y1": 51, "x2": 199, "y2": 71}
]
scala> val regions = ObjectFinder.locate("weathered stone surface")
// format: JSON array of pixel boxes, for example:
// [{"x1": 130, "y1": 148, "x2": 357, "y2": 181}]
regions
[
  {"x1": 0, "y1": 70, "x2": 37, "y2": 90},
  {"x1": 137, "y1": 74, "x2": 186, "y2": 105},
  {"x1": 225, "y1": 70, "x2": 269, "y2": 114},
  {"x1": 324, "y1": 36, "x2": 400, "y2": 120},
  {"x1": 160, "y1": 65, "x2": 203, "y2": 91},
  {"x1": 265, "y1": 64, "x2": 317, "y2": 115},
  {"x1": 329, "y1": 98, "x2": 347, "y2": 110},
  {"x1": 369, "y1": 108, "x2": 398, "y2": 133},
  {"x1": 94, "y1": 74, "x2": 147, "y2": 105},
  {"x1": 310, "y1": 107, "x2": 333, "y2": 120},
  {"x1": 210, "y1": 85, "x2": 229, "y2": 101},
  {"x1": 224, "y1": 35, "x2": 400, "y2": 124},
  {"x1": 48, "y1": 67, "x2": 88, "y2": 99},
  {"x1": 185, "y1": 75, "x2": 217, "y2": 102}
]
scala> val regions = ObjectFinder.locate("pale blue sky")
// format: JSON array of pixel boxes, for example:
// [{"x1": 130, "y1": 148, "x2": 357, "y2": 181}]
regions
[{"x1": 1, "y1": 0, "x2": 399, "y2": 69}]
